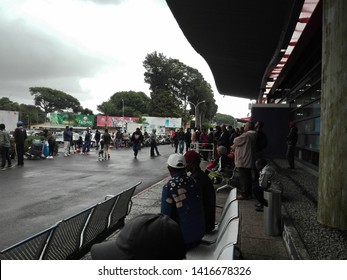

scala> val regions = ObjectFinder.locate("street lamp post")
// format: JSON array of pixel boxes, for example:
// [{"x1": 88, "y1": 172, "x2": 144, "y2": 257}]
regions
[
  {"x1": 188, "y1": 100, "x2": 206, "y2": 129},
  {"x1": 122, "y1": 99, "x2": 125, "y2": 132}
]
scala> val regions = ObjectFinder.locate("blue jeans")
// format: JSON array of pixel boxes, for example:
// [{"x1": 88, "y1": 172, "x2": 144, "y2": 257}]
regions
[
  {"x1": 83, "y1": 140, "x2": 91, "y2": 153},
  {"x1": 178, "y1": 140, "x2": 185, "y2": 154},
  {"x1": 133, "y1": 142, "x2": 141, "y2": 157}
]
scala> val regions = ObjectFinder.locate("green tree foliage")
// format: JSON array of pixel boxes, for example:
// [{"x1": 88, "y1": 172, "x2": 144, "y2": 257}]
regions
[
  {"x1": 213, "y1": 113, "x2": 237, "y2": 126},
  {"x1": 97, "y1": 91, "x2": 150, "y2": 117},
  {"x1": 150, "y1": 89, "x2": 182, "y2": 117},
  {"x1": 0, "y1": 97, "x2": 46, "y2": 126},
  {"x1": 0, "y1": 97, "x2": 20, "y2": 111},
  {"x1": 79, "y1": 108, "x2": 94, "y2": 115},
  {"x1": 29, "y1": 87, "x2": 81, "y2": 113},
  {"x1": 143, "y1": 51, "x2": 218, "y2": 121}
]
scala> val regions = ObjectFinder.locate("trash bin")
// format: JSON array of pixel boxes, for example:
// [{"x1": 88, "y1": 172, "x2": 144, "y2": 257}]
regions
[{"x1": 264, "y1": 189, "x2": 282, "y2": 236}]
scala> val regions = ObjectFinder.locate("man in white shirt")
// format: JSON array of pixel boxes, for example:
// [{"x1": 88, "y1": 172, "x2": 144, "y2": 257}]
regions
[
  {"x1": 231, "y1": 121, "x2": 256, "y2": 200},
  {"x1": 253, "y1": 158, "x2": 282, "y2": 211}
]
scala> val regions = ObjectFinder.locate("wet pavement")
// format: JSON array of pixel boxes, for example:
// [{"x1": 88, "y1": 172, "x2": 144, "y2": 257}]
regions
[{"x1": 0, "y1": 144, "x2": 175, "y2": 250}]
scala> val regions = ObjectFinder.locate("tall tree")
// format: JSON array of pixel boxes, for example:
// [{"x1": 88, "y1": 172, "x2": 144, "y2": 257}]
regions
[
  {"x1": 0, "y1": 97, "x2": 20, "y2": 111},
  {"x1": 29, "y1": 87, "x2": 81, "y2": 113},
  {"x1": 97, "y1": 91, "x2": 150, "y2": 117},
  {"x1": 143, "y1": 51, "x2": 218, "y2": 122},
  {"x1": 213, "y1": 113, "x2": 237, "y2": 126}
]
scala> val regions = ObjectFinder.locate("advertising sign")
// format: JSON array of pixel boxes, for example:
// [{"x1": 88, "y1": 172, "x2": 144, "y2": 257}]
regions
[
  {"x1": 142, "y1": 117, "x2": 181, "y2": 128},
  {"x1": 96, "y1": 116, "x2": 140, "y2": 128},
  {"x1": 49, "y1": 113, "x2": 94, "y2": 127}
]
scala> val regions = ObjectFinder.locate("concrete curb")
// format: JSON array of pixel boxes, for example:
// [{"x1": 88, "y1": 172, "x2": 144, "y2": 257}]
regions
[{"x1": 282, "y1": 207, "x2": 311, "y2": 260}]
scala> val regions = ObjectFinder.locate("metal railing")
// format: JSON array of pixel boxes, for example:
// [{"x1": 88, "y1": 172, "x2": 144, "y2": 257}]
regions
[
  {"x1": 190, "y1": 142, "x2": 215, "y2": 160},
  {"x1": 0, "y1": 182, "x2": 141, "y2": 260}
]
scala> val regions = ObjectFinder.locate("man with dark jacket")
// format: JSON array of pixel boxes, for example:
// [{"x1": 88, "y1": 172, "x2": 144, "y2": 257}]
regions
[
  {"x1": 82, "y1": 128, "x2": 91, "y2": 154},
  {"x1": 161, "y1": 154, "x2": 205, "y2": 250},
  {"x1": 102, "y1": 128, "x2": 112, "y2": 160},
  {"x1": 13, "y1": 121, "x2": 27, "y2": 166},
  {"x1": 94, "y1": 129, "x2": 101, "y2": 150},
  {"x1": 63, "y1": 126, "x2": 71, "y2": 157},
  {"x1": 131, "y1": 128, "x2": 143, "y2": 159},
  {"x1": 286, "y1": 121, "x2": 298, "y2": 169},
  {"x1": 184, "y1": 128, "x2": 192, "y2": 152}
]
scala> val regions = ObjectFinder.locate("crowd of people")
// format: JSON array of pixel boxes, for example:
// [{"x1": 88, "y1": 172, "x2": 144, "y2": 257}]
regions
[{"x1": 1, "y1": 119, "x2": 298, "y2": 259}]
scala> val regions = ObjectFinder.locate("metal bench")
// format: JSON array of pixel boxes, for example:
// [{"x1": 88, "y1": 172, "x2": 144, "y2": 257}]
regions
[
  {"x1": 186, "y1": 188, "x2": 240, "y2": 260},
  {"x1": 0, "y1": 182, "x2": 141, "y2": 260},
  {"x1": 186, "y1": 218, "x2": 240, "y2": 260},
  {"x1": 202, "y1": 194, "x2": 238, "y2": 244}
]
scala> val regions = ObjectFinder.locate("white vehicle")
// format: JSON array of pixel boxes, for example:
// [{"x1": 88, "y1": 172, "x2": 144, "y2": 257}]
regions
[{"x1": 54, "y1": 132, "x2": 64, "y2": 144}]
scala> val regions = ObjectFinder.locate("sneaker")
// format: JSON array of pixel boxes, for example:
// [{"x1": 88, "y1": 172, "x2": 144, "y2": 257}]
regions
[
  {"x1": 255, "y1": 205, "x2": 264, "y2": 212},
  {"x1": 1, "y1": 167, "x2": 6, "y2": 171}
]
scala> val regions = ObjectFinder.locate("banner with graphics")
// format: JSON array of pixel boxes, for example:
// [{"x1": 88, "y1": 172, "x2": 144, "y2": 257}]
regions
[
  {"x1": 49, "y1": 113, "x2": 94, "y2": 127},
  {"x1": 96, "y1": 116, "x2": 140, "y2": 128},
  {"x1": 142, "y1": 117, "x2": 182, "y2": 128}
]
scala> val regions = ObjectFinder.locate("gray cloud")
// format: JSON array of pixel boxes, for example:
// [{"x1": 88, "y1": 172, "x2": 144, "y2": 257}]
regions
[{"x1": 0, "y1": 14, "x2": 116, "y2": 106}]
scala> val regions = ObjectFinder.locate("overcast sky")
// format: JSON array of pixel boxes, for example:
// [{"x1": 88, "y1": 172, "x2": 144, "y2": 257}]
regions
[{"x1": 0, "y1": 0, "x2": 252, "y2": 118}]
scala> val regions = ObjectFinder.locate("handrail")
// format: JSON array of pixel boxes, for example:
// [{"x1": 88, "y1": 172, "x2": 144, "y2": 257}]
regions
[{"x1": 0, "y1": 182, "x2": 141, "y2": 260}]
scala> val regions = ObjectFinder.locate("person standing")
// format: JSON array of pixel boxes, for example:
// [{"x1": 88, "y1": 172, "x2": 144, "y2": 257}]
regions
[
  {"x1": 94, "y1": 129, "x2": 101, "y2": 150},
  {"x1": 102, "y1": 128, "x2": 112, "y2": 160},
  {"x1": 218, "y1": 124, "x2": 230, "y2": 153},
  {"x1": 13, "y1": 121, "x2": 27, "y2": 166},
  {"x1": 82, "y1": 128, "x2": 91, "y2": 154},
  {"x1": 150, "y1": 129, "x2": 160, "y2": 157},
  {"x1": 254, "y1": 121, "x2": 268, "y2": 179},
  {"x1": 170, "y1": 129, "x2": 176, "y2": 147},
  {"x1": 255, "y1": 121, "x2": 268, "y2": 158},
  {"x1": 69, "y1": 127, "x2": 75, "y2": 155},
  {"x1": 231, "y1": 121, "x2": 256, "y2": 200},
  {"x1": 184, "y1": 128, "x2": 192, "y2": 152},
  {"x1": 199, "y1": 128, "x2": 209, "y2": 161},
  {"x1": 173, "y1": 129, "x2": 179, "y2": 153},
  {"x1": 177, "y1": 127, "x2": 185, "y2": 154},
  {"x1": 43, "y1": 129, "x2": 55, "y2": 159},
  {"x1": 0, "y1": 123, "x2": 12, "y2": 170},
  {"x1": 161, "y1": 154, "x2": 205, "y2": 249},
  {"x1": 131, "y1": 128, "x2": 143, "y2": 159},
  {"x1": 191, "y1": 127, "x2": 200, "y2": 151},
  {"x1": 286, "y1": 121, "x2": 298, "y2": 169},
  {"x1": 63, "y1": 126, "x2": 71, "y2": 157},
  {"x1": 115, "y1": 129, "x2": 122, "y2": 149}
]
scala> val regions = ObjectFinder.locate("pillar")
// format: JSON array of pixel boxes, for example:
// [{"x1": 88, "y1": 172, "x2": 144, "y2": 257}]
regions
[{"x1": 318, "y1": 0, "x2": 347, "y2": 229}]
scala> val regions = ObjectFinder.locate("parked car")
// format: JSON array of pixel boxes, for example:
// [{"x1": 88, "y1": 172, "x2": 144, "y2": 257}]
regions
[{"x1": 54, "y1": 132, "x2": 64, "y2": 144}]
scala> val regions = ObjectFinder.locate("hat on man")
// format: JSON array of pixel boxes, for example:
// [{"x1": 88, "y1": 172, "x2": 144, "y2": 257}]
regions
[
  {"x1": 167, "y1": 153, "x2": 186, "y2": 169},
  {"x1": 184, "y1": 150, "x2": 201, "y2": 166},
  {"x1": 91, "y1": 213, "x2": 186, "y2": 260}
]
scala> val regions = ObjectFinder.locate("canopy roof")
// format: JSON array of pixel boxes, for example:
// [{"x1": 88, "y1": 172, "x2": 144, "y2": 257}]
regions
[{"x1": 166, "y1": 0, "x2": 307, "y2": 101}]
